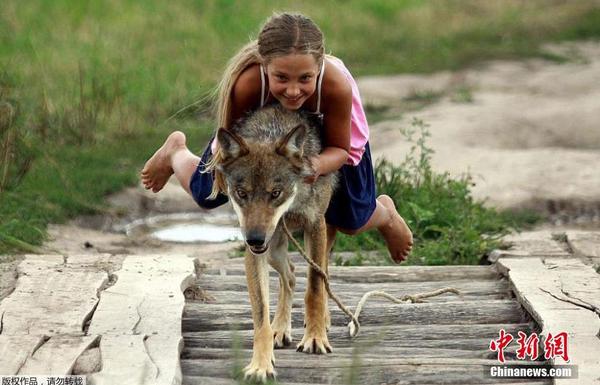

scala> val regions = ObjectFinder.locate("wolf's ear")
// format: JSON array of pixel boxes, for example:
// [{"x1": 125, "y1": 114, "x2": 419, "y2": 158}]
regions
[
  {"x1": 276, "y1": 124, "x2": 307, "y2": 159},
  {"x1": 216, "y1": 127, "x2": 249, "y2": 163}
]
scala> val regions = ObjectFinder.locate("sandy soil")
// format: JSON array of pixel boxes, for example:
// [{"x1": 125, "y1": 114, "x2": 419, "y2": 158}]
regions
[
  {"x1": 37, "y1": 41, "x2": 600, "y2": 265},
  {"x1": 360, "y1": 41, "x2": 600, "y2": 218}
]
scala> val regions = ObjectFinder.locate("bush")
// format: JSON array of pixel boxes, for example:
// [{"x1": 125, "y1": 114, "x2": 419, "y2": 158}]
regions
[{"x1": 333, "y1": 118, "x2": 535, "y2": 265}]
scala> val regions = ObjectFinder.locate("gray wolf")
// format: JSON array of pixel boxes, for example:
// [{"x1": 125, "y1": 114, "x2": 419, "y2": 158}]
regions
[{"x1": 215, "y1": 105, "x2": 337, "y2": 382}]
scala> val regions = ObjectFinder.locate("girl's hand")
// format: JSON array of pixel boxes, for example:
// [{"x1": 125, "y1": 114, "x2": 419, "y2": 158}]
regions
[{"x1": 304, "y1": 156, "x2": 320, "y2": 184}]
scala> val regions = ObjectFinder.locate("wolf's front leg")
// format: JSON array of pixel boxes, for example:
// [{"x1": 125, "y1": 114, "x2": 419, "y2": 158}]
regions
[
  {"x1": 268, "y1": 231, "x2": 295, "y2": 348},
  {"x1": 297, "y1": 217, "x2": 332, "y2": 354},
  {"x1": 243, "y1": 250, "x2": 276, "y2": 382}
]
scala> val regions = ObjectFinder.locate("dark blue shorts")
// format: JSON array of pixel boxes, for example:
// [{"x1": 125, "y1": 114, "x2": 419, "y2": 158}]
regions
[
  {"x1": 189, "y1": 138, "x2": 229, "y2": 209},
  {"x1": 325, "y1": 142, "x2": 377, "y2": 230},
  {"x1": 190, "y1": 138, "x2": 377, "y2": 230}
]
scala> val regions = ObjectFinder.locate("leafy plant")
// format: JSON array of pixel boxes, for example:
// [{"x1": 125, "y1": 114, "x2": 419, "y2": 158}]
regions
[{"x1": 334, "y1": 118, "x2": 536, "y2": 265}]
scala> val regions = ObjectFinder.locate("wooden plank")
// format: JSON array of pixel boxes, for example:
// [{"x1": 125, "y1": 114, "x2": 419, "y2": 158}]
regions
[
  {"x1": 566, "y1": 231, "x2": 600, "y2": 258},
  {"x1": 183, "y1": 376, "x2": 317, "y2": 385},
  {"x1": 183, "y1": 300, "x2": 527, "y2": 331},
  {"x1": 0, "y1": 254, "x2": 110, "y2": 375},
  {"x1": 488, "y1": 231, "x2": 571, "y2": 262},
  {"x1": 19, "y1": 335, "x2": 98, "y2": 375},
  {"x1": 182, "y1": 323, "x2": 534, "y2": 350},
  {"x1": 0, "y1": 335, "x2": 46, "y2": 374},
  {"x1": 87, "y1": 254, "x2": 195, "y2": 385},
  {"x1": 182, "y1": 375, "x2": 550, "y2": 385},
  {"x1": 181, "y1": 346, "x2": 519, "y2": 361},
  {"x1": 545, "y1": 258, "x2": 600, "y2": 311},
  {"x1": 180, "y1": 358, "x2": 549, "y2": 384},
  {"x1": 183, "y1": 376, "x2": 238, "y2": 385},
  {"x1": 0, "y1": 254, "x2": 109, "y2": 335},
  {"x1": 502, "y1": 231, "x2": 569, "y2": 255},
  {"x1": 87, "y1": 335, "x2": 159, "y2": 385},
  {"x1": 184, "y1": 356, "x2": 545, "y2": 370},
  {"x1": 202, "y1": 264, "x2": 500, "y2": 282},
  {"x1": 496, "y1": 257, "x2": 600, "y2": 385},
  {"x1": 193, "y1": 276, "x2": 507, "y2": 298},
  {"x1": 187, "y1": 290, "x2": 509, "y2": 306}
]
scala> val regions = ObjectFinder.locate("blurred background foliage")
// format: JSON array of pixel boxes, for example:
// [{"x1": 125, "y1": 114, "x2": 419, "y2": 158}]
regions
[{"x1": 1, "y1": 0, "x2": 599, "y2": 258}]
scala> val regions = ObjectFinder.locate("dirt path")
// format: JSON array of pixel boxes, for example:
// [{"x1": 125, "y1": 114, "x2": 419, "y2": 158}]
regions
[
  {"x1": 360, "y1": 41, "x2": 600, "y2": 222},
  {"x1": 32, "y1": 41, "x2": 600, "y2": 268}
]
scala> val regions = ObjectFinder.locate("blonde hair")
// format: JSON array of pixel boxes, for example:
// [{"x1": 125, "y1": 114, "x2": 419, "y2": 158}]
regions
[{"x1": 206, "y1": 12, "x2": 325, "y2": 199}]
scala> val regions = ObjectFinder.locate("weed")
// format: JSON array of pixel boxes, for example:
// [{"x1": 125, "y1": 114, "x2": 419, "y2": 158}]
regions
[
  {"x1": 334, "y1": 118, "x2": 536, "y2": 265},
  {"x1": 450, "y1": 85, "x2": 475, "y2": 103}
]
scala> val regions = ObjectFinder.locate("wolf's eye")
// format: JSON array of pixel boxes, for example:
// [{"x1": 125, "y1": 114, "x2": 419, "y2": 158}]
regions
[
  {"x1": 236, "y1": 189, "x2": 247, "y2": 199},
  {"x1": 271, "y1": 190, "x2": 281, "y2": 199}
]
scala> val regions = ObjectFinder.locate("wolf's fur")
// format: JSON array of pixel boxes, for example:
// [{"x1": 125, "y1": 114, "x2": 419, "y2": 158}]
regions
[{"x1": 216, "y1": 105, "x2": 337, "y2": 382}]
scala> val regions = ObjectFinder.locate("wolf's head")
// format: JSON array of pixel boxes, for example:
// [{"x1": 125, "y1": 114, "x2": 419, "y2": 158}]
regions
[{"x1": 216, "y1": 122, "x2": 312, "y2": 256}]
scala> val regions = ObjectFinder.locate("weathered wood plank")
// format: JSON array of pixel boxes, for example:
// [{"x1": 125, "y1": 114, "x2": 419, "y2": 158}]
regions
[
  {"x1": 502, "y1": 231, "x2": 570, "y2": 255},
  {"x1": 489, "y1": 231, "x2": 572, "y2": 262},
  {"x1": 544, "y1": 257, "x2": 600, "y2": 311},
  {"x1": 496, "y1": 257, "x2": 600, "y2": 385},
  {"x1": 182, "y1": 374, "x2": 551, "y2": 385},
  {"x1": 193, "y1": 276, "x2": 508, "y2": 298},
  {"x1": 19, "y1": 335, "x2": 98, "y2": 375},
  {"x1": 87, "y1": 335, "x2": 159, "y2": 385},
  {"x1": 188, "y1": 289, "x2": 509, "y2": 307},
  {"x1": 0, "y1": 255, "x2": 112, "y2": 375},
  {"x1": 0, "y1": 335, "x2": 46, "y2": 374},
  {"x1": 183, "y1": 376, "x2": 315, "y2": 385},
  {"x1": 182, "y1": 323, "x2": 534, "y2": 350},
  {"x1": 183, "y1": 300, "x2": 527, "y2": 331},
  {"x1": 87, "y1": 254, "x2": 195, "y2": 385},
  {"x1": 180, "y1": 358, "x2": 549, "y2": 384},
  {"x1": 181, "y1": 346, "x2": 520, "y2": 361},
  {"x1": 183, "y1": 376, "x2": 237, "y2": 385},
  {"x1": 566, "y1": 230, "x2": 600, "y2": 258},
  {"x1": 0, "y1": 254, "x2": 109, "y2": 336},
  {"x1": 202, "y1": 264, "x2": 500, "y2": 282}
]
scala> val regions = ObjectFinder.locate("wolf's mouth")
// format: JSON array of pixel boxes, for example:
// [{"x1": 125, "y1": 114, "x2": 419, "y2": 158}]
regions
[{"x1": 249, "y1": 244, "x2": 269, "y2": 255}]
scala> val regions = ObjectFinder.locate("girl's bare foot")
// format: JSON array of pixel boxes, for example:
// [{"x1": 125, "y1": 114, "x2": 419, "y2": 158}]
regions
[
  {"x1": 376, "y1": 195, "x2": 413, "y2": 263},
  {"x1": 141, "y1": 131, "x2": 187, "y2": 193}
]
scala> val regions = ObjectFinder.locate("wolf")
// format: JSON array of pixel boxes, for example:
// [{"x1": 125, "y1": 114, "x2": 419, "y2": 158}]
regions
[{"x1": 215, "y1": 104, "x2": 337, "y2": 382}]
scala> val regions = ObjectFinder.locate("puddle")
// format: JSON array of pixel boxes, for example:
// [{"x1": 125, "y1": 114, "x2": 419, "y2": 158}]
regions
[
  {"x1": 152, "y1": 224, "x2": 242, "y2": 242},
  {"x1": 123, "y1": 212, "x2": 243, "y2": 243}
]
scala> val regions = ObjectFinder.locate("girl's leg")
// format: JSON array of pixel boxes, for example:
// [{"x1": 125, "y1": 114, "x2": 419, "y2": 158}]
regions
[
  {"x1": 337, "y1": 195, "x2": 413, "y2": 263},
  {"x1": 141, "y1": 131, "x2": 200, "y2": 195},
  {"x1": 326, "y1": 224, "x2": 337, "y2": 255}
]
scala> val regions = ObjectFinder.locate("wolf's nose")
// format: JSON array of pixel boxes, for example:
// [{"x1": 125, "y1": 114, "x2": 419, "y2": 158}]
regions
[{"x1": 246, "y1": 230, "x2": 266, "y2": 247}]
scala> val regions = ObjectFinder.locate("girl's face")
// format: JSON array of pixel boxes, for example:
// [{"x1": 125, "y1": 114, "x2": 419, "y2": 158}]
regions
[{"x1": 265, "y1": 54, "x2": 320, "y2": 111}]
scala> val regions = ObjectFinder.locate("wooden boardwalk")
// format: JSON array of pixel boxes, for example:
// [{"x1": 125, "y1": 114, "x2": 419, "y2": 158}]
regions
[{"x1": 181, "y1": 254, "x2": 551, "y2": 385}]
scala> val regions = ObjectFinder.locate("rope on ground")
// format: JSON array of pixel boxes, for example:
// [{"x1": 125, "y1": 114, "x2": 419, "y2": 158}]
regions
[{"x1": 282, "y1": 219, "x2": 461, "y2": 338}]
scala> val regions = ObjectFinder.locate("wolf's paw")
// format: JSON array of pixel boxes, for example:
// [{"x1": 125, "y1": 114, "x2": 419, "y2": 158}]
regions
[
  {"x1": 243, "y1": 359, "x2": 276, "y2": 383},
  {"x1": 273, "y1": 329, "x2": 292, "y2": 348},
  {"x1": 296, "y1": 330, "x2": 332, "y2": 354}
]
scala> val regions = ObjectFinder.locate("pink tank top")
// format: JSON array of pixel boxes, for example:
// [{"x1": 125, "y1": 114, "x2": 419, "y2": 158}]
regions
[
  {"x1": 213, "y1": 56, "x2": 369, "y2": 166},
  {"x1": 328, "y1": 56, "x2": 369, "y2": 166}
]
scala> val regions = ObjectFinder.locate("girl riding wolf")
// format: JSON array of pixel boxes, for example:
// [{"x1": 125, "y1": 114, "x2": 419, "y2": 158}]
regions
[{"x1": 142, "y1": 13, "x2": 413, "y2": 263}]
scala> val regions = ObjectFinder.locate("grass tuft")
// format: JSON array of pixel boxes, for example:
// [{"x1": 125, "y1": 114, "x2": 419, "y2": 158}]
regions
[{"x1": 333, "y1": 118, "x2": 538, "y2": 265}]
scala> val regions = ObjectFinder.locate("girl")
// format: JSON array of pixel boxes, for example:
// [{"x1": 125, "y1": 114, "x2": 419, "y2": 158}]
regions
[{"x1": 141, "y1": 13, "x2": 412, "y2": 262}]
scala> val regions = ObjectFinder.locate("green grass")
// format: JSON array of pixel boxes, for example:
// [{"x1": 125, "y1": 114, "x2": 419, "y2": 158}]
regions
[
  {"x1": 1, "y1": 0, "x2": 597, "y2": 254},
  {"x1": 332, "y1": 119, "x2": 540, "y2": 265}
]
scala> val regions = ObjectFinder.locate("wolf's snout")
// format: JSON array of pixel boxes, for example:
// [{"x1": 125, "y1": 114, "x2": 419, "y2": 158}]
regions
[{"x1": 245, "y1": 230, "x2": 266, "y2": 247}]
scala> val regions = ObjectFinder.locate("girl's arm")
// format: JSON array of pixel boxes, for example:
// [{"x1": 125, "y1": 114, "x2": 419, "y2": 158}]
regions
[
  {"x1": 228, "y1": 64, "x2": 262, "y2": 129},
  {"x1": 307, "y1": 72, "x2": 352, "y2": 181},
  {"x1": 211, "y1": 64, "x2": 261, "y2": 153}
]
